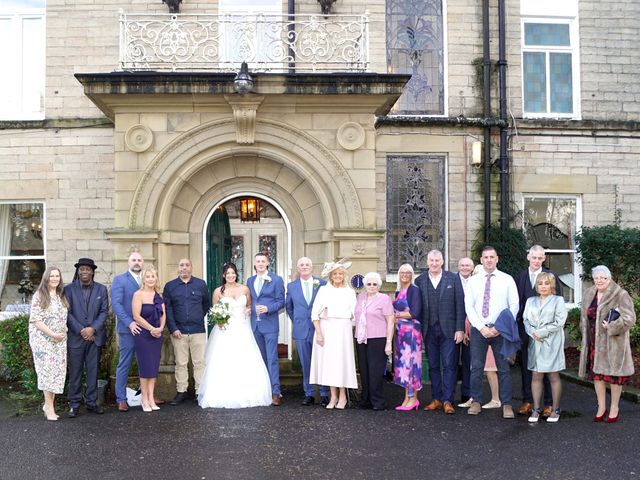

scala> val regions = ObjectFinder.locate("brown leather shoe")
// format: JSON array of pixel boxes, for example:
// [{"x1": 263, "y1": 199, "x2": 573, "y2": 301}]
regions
[
  {"x1": 517, "y1": 402, "x2": 533, "y2": 415},
  {"x1": 424, "y1": 400, "x2": 443, "y2": 411},
  {"x1": 118, "y1": 401, "x2": 129, "y2": 412},
  {"x1": 272, "y1": 394, "x2": 281, "y2": 406},
  {"x1": 153, "y1": 397, "x2": 165, "y2": 405},
  {"x1": 542, "y1": 406, "x2": 553, "y2": 417},
  {"x1": 443, "y1": 402, "x2": 455, "y2": 414}
]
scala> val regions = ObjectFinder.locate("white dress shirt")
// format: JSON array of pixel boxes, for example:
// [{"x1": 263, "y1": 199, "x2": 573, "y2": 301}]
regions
[{"x1": 464, "y1": 268, "x2": 519, "y2": 331}]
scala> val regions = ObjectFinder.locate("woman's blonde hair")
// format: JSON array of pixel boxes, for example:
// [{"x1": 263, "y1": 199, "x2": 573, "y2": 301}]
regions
[
  {"x1": 140, "y1": 264, "x2": 159, "y2": 292},
  {"x1": 535, "y1": 272, "x2": 556, "y2": 293},
  {"x1": 396, "y1": 264, "x2": 415, "y2": 291},
  {"x1": 329, "y1": 267, "x2": 349, "y2": 288}
]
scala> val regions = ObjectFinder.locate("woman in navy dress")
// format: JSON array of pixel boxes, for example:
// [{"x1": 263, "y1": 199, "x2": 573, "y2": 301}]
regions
[{"x1": 132, "y1": 264, "x2": 166, "y2": 412}]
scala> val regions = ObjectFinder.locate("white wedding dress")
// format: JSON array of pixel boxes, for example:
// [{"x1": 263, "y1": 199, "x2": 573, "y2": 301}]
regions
[{"x1": 198, "y1": 295, "x2": 272, "y2": 409}]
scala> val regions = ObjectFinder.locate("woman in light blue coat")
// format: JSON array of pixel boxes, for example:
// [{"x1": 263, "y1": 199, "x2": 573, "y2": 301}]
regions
[{"x1": 523, "y1": 272, "x2": 567, "y2": 423}]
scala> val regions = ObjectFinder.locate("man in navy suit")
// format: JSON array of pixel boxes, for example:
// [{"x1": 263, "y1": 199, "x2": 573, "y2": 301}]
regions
[
  {"x1": 65, "y1": 258, "x2": 109, "y2": 417},
  {"x1": 416, "y1": 249, "x2": 466, "y2": 414},
  {"x1": 248, "y1": 253, "x2": 285, "y2": 406},
  {"x1": 286, "y1": 257, "x2": 328, "y2": 406},
  {"x1": 514, "y1": 245, "x2": 562, "y2": 416},
  {"x1": 111, "y1": 251, "x2": 144, "y2": 412}
]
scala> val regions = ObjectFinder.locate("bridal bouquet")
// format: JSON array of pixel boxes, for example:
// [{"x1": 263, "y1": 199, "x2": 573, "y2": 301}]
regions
[{"x1": 207, "y1": 301, "x2": 231, "y2": 330}]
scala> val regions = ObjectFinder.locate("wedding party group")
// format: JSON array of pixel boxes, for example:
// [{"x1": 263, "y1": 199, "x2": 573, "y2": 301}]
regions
[{"x1": 28, "y1": 244, "x2": 636, "y2": 424}]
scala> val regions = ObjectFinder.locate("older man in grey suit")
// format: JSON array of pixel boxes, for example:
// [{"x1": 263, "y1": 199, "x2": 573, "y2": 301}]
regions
[{"x1": 415, "y1": 250, "x2": 466, "y2": 414}]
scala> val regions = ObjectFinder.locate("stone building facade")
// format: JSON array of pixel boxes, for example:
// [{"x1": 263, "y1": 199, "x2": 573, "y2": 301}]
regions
[{"x1": 1, "y1": 0, "x2": 638, "y2": 345}]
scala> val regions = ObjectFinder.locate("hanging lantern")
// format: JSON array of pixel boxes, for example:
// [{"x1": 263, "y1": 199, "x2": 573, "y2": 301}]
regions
[{"x1": 239, "y1": 197, "x2": 261, "y2": 223}]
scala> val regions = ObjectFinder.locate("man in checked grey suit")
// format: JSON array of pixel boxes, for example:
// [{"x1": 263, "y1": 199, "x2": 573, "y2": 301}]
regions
[
  {"x1": 415, "y1": 249, "x2": 466, "y2": 414},
  {"x1": 286, "y1": 257, "x2": 328, "y2": 406}
]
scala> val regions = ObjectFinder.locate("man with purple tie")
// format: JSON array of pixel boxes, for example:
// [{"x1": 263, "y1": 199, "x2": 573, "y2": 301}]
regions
[
  {"x1": 464, "y1": 245, "x2": 519, "y2": 419},
  {"x1": 286, "y1": 257, "x2": 328, "y2": 406},
  {"x1": 248, "y1": 253, "x2": 285, "y2": 406}
]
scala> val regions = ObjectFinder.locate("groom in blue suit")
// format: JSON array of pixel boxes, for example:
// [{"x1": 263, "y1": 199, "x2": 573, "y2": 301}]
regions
[
  {"x1": 286, "y1": 257, "x2": 328, "y2": 406},
  {"x1": 111, "y1": 251, "x2": 144, "y2": 412},
  {"x1": 248, "y1": 253, "x2": 285, "y2": 406}
]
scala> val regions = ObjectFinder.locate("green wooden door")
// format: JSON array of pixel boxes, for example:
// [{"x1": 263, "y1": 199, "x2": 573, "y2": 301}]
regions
[{"x1": 206, "y1": 206, "x2": 232, "y2": 291}]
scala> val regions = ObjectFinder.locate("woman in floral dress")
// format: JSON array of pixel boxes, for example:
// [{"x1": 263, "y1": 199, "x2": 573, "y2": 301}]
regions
[
  {"x1": 393, "y1": 264, "x2": 423, "y2": 410},
  {"x1": 29, "y1": 266, "x2": 69, "y2": 421}
]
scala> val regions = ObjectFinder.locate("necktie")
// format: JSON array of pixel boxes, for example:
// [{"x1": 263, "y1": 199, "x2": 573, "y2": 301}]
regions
[
  {"x1": 135, "y1": 275, "x2": 141, "y2": 287},
  {"x1": 482, "y1": 274, "x2": 493, "y2": 318},
  {"x1": 304, "y1": 281, "x2": 311, "y2": 304},
  {"x1": 256, "y1": 276, "x2": 263, "y2": 295},
  {"x1": 530, "y1": 272, "x2": 536, "y2": 288}
]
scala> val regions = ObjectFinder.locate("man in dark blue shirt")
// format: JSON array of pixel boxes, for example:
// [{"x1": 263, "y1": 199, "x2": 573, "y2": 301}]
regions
[{"x1": 163, "y1": 258, "x2": 211, "y2": 405}]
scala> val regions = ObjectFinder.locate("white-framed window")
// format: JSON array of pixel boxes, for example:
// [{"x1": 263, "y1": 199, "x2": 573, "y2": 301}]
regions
[
  {"x1": 0, "y1": 0, "x2": 46, "y2": 120},
  {"x1": 522, "y1": 195, "x2": 582, "y2": 306},
  {"x1": 521, "y1": 12, "x2": 580, "y2": 118},
  {"x1": 0, "y1": 202, "x2": 46, "y2": 308}
]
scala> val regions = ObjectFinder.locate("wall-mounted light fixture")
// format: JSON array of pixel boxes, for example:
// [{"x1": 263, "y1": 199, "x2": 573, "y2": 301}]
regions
[
  {"x1": 233, "y1": 62, "x2": 254, "y2": 96},
  {"x1": 471, "y1": 140, "x2": 482, "y2": 166},
  {"x1": 239, "y1": 197, "x2": 261, "y2": 223},
  {"x1": 318, "y1": 0, "x2": 337, "y2": 16}
]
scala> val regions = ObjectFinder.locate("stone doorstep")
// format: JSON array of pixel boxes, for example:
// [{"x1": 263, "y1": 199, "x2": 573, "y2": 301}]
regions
[{"x1": 560, "y1": 368, "x2": 640, "y2": 404}]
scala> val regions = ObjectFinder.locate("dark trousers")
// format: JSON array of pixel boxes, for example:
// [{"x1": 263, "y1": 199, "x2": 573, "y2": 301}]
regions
[
  {"x1": 425, "y1": 323, "x2": 459, "y2": 404},
  {"x1": 356, "y1": 338, "x2": 387, "y2": 409},
  {"x1": 518, "y1": 322, "x2": 552, "y2": 405},
  {"x1": 67, "y1": 341, "x2": 101, "y2": 408},
  {"x1": 470, "y1": 328, "x2": 512, "y2": 405},
  {"x1": 459, "y1": 341, "x2": 471, "y2": 398}
]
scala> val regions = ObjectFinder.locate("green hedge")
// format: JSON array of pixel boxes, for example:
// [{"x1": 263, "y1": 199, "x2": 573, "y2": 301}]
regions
[{"x1": 0, "y1": 314, "x2": 38, "y2": 394}]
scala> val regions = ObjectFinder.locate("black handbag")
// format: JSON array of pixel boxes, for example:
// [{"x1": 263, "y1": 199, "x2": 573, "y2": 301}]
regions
[{"x1": 606, "y1": 309, "x2": 620, "y2": 322}]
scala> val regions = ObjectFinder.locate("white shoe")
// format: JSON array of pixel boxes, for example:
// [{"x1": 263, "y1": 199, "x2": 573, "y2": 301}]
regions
[
  {"x1": 482, "y1": 399, "x2": 501, "y2": 409},
  {"x1": 458, "y1": 398, "x2": 473, "y2": 408}
]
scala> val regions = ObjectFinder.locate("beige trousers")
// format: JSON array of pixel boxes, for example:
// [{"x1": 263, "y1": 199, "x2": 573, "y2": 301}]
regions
[{"x1": 170, "y1": 332, "x2": 207, "y2": 393}]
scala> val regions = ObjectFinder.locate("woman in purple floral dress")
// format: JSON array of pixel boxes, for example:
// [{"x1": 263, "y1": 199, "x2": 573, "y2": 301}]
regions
[
  {"x1": 29, "y1": 266, "x2": 69, "y2": 421},
  {"x1": 393, "y1": 264, "x2": 423, "y2": 411}
]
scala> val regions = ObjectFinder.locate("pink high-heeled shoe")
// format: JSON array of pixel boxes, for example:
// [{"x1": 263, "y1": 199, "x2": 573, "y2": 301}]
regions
[{"x1": 395, "y1": 400, "x2": 420, "y2": 411}]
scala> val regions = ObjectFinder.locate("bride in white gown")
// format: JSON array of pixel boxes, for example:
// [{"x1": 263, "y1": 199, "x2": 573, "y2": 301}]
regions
[{"x1": 198, "y1": 263, "x2": 272, "y2": 409}]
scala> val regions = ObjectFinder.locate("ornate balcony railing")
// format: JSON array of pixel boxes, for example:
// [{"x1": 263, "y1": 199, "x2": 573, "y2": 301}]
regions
[{"x1": 119, "y1": 13, "x2": 369, "y2": 72}]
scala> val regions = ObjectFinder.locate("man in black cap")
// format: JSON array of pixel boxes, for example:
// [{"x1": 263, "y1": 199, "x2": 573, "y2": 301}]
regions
[{"x1": 64, "y1": 258, "x2": 109, "y2": 417}]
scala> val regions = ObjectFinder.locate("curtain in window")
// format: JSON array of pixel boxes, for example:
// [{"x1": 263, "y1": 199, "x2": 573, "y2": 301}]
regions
[{"x1": 0, "y1": 205, "x2": 12, "y2": 305}]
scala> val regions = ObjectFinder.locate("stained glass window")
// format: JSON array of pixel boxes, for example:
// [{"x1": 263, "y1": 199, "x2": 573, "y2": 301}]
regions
[
  {"x1": 386, "y1": 0, "x2": 444, "y2": 115},
  {"x1": 386, "y1": 156, "x2": 445, "y2": 273}
]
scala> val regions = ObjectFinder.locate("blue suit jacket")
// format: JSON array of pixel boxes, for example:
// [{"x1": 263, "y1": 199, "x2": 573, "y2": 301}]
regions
[
  {"x1": 248, "y1": 273, "x2": 285, "y2": 335},
  {"x1": 64, "y1": 280, "x2": 109, "y2": 348},
  {"x1": 285, "y1": 277, "x2": 326, "y2": 340},
  {"x1": 415, "y1": 271, "x2": 466, "y2": 339},
  {"x1": 111, "y1": 271, "x2": 140, "y2": 335}
]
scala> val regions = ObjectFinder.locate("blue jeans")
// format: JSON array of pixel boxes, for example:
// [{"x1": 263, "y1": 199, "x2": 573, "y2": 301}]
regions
[
  {"x1": 425, "y1": 323, "x2": 459, "y2": 403},
  {"x1": 470, "y1": 328, "x2": 513, "y2": 406},
  {"x1": 115, "y1": 332, "x2": 137, "y2": 404}
]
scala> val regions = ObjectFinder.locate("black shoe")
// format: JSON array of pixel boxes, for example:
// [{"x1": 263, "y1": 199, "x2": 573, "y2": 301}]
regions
[
  {"x1": 68, "y1": 407, "x2": 79, "y2": 418},
  {"x1": 372, "y1": 405, "x2": 387, "y2": 411},
  {"x1": 170, "y1": 392, "x2": 188, "y2": 406},
  {"x1": 358, "y1": 402, "x2": 373, "y2": 410},
  {"x1": 86, "y1": 405, "x2": 105, "y2": 414},
  {"x1": 301, "y1": 396, "x2": 314, "y2": 406},
  {"x1": 459, "y1": 395, "x2": 470, "y2": 404},
  {"x1": 320, "y1": 396, "x2": 330, "y2": 407}
]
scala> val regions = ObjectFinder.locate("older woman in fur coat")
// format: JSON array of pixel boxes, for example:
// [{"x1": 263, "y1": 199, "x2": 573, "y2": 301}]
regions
[{"x1": 578, "y1": 265, "x2": 636, "y2": 423}]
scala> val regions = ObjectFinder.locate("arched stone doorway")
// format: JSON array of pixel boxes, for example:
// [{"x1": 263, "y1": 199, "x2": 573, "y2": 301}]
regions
[{"x1": 203, "y1": 193, "x2": 292, "y2": 357}]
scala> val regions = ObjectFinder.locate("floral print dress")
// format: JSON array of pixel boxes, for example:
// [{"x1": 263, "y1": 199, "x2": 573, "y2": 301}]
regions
[
  {"x1": 28, "y1": 293, "x2": 68, "y2": 394},
  {"x1": 393, "y1": 289, "x2": 423, "y2": 395}
]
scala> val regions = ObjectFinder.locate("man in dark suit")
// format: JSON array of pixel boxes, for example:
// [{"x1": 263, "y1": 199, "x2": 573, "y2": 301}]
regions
[
  {"x1": 416, "y1": 250, "x2": 466, "y2": 414},
  {"x1": 285, "y1": 257, "x2": 328, "y2": 406},
  {"x1": 64, "y1": 258, "x2": 109, "y2": 417},
  {"x1": 111, "y1": 251, "x2": 144, "y2": 412},
  {"x1": 514, "y1": 245, "x2": 562, "y2": 416},
  {"x1": 248, "y1": 252, "x2": 285, "y2": 406}
]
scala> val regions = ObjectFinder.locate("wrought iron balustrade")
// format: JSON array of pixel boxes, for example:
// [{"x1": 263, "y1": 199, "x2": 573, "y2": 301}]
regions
[{"x1": 119, "y1": 12, "x2": 369, "y2": 72}]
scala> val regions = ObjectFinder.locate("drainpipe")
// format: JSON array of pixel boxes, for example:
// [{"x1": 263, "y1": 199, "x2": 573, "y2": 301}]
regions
[
  {"x1": 288, "y1": 0, "x2": 295, "y2": 73},
  {"x1": 482, "y1": 0, "x2": 491, "y2": 242},
  {"x1": 498, "y1": 0, "x2": 508, "y2": 233}
]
